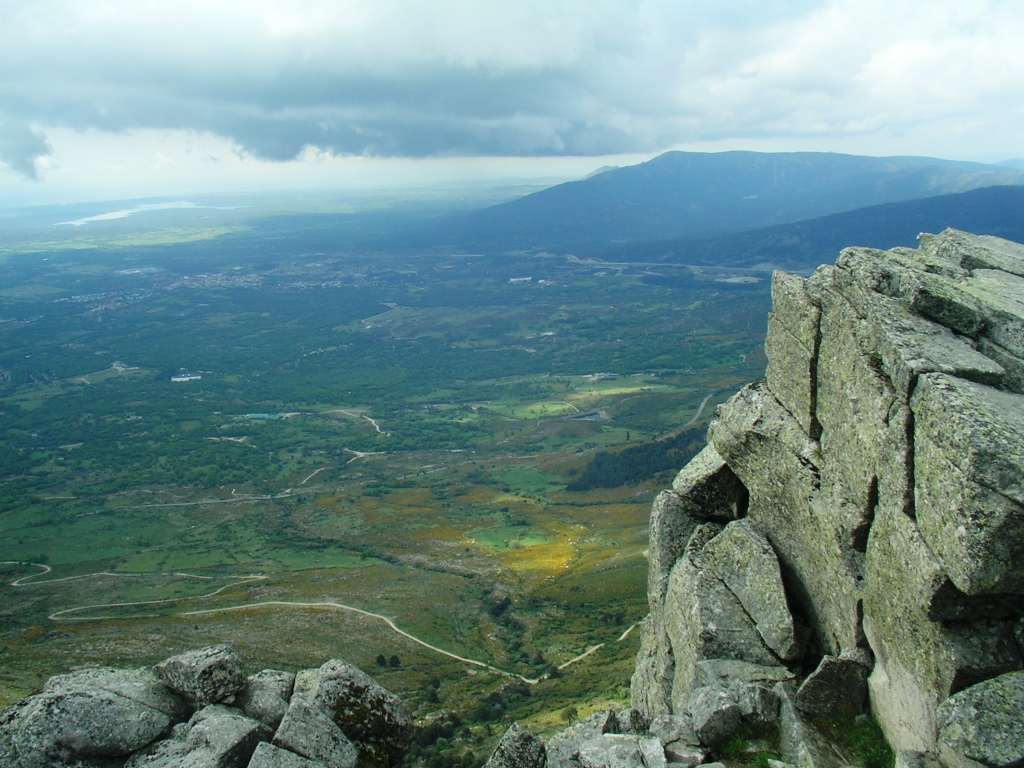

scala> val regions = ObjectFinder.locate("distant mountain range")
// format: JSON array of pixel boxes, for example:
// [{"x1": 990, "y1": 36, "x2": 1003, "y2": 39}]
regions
[
  {"x1": 591, "y1": 184, "x2": 1024, "y2": 273},
  {"x1": 412, "y1": 151, "x2": 1024, "y2": 252}
]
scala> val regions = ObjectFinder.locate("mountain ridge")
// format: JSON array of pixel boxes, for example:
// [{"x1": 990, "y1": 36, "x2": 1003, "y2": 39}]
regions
[
  {"x1": 590, "y1": 183, "x2": 1024, "y2": 272},
  {"x1": 411, "y1": 150, "x2": 1024, "y2": 252}
]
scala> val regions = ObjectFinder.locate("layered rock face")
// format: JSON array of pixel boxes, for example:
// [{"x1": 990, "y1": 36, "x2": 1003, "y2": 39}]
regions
[
  {"x1": 0, "y1": 644, "x2": 413, "y2": 768},
  {"x1": 631, "y1": 230, "x2": 1024, "y2": 766}
]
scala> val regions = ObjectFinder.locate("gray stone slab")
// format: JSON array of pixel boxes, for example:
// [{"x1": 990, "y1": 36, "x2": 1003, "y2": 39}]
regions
[
  {"x1": 44, "y1": 667, "x2": 189, "y2": 722},
  {"x1": 638, "y1": 738, "x2": 666, "y2": 768},
  {"x1": 308, "y1": 659, "x2": 413, "y2": 766},
  {"x1": 630, "y1": 613, "x2": 674, "y2": 721},
  {"x1": 647, "y1": 490, "x2": 698, "y2": 612},
  {"x1": 777, "y1": 684, "x2": 857, "y2": 768},
  {"x1": 291, "y1": 670, "x2": 318, "y2": 700},
  {"x1": 236, "y1": 670, "x2": 295, "y2": 731},
  {"x1": 663, "y1": 741, "x2": 705, "y2": 767},
  {"x1": 577, "y1": 734, "x2": 644, "y2": 768},
  {"x1": 12, "y1": 688, "x2": 172, "y2": 765},
  {"x1": 688, "y1": 687, "x2": 742, "y2": 746},
  {"x1": 833, "y1": 246, "x2": 983, "y2": 336},
  {"x1": 484, "y1": 724, "x2": 546, "y2": 768},
  {"x1": 978, "y1": 338, "x2": 1024, "y2": 394},
  {"x1": 733, "y1": 680, "x2": 781, "y2": 726},
  {"x1": 248, "y1": 741, "x2": 327, "y2": 767},
  {"x1": 832, "y1": 251, "x2": 1005, "y2": 395},
  {"x1": 669, "y1": 444, "x2": 747, "y2": 522},
  {"x1": 771, "y1": 271, "x2": 822, "y2": 350},
  {"x1": 864, "y1": 506, "x2": 1023, "y2": 754},
  {"x1": 545, "y1": 711, "x2": 609, "y2": 768},
  {"x1": 709, "y1": 382, "x2": 863, "y2": 655},
  {"x1": 272, "y1": 699, "x2": 357, "y2": 768},
  {"x1": 926, "y1": 229, "x2": 1024, "y2": 278},
  {"x1": 894, "y1": 750, "x2": 942, "y2": 768},
  {"x1": 155, "y1": 645, "x2": 247, "y2": 709},
  {"x1": 662, "y1": 524, "x2": 780, "y2": 709},
  {"x1": 912, "y1": 373, "x2": 1024, "y2": 594},
  {"x1": 184, "y1": 705, "x2": 271, "y2": 767},
  {"x1": 692, "y1": 660, "x2": 793, "y2": 689},
  {"x1": 766, "y1": 270, "x2": 821, "y2": 435},
  {"x1": 817, "y1": 285, "x2": 906, "y2": 514},
  {"x1": 965, "y1": 269, "x2": 1024, "y2": 358},
  {"x1": 795, "y1": 652, "x2": 870, "y2": 719},
  {"x1": 127, "y1": 704, "x2": 270, "y2": 768},
  {"x1": 766, "y1": 317, "x2": 818, "y2": 436},
  {"x1": 647, "y1": 714, "x2": 698, "y2": 747},
  {"x1": 702, "y1": 519, "x2": 803, "y2": 660},
  {"x1": 937, "y1": 671, "x2": 1024, "y2": 768}
]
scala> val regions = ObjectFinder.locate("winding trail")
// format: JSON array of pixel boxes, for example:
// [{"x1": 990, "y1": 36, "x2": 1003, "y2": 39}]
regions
[
  {"x1": 182, "y1": 599, "x2": 545, "y2": 684},
  {"x1": 327, "y1": 409, "x2": 384, "y2": 434},
  {"x1": 343, "y1": 448, "x2": 386, "y2": 464},
  {"x1": 683, "y1": 391, "x2": 716, "y2": 430},
  {"x1": 3, "y1": 563, "x2": 220, "y2": 588},
  {"x1": 299, "y1": 467, "x2": 330, "y2": 485},
  {"x1": 47, "y1": 576, "x2": 266, "y2": 622},
  {"x1": 610, "y1": 626, "x2": 634, "y2": 643},
  {"x1": 557, "y1": 643, "x2": 604, "y2": 670},
  {"x1": 4, "y1": 563, "x2": 642, "y2": 684},
  {"x1": 129, "y1": 493, "x2": 292, "y2": 509}
]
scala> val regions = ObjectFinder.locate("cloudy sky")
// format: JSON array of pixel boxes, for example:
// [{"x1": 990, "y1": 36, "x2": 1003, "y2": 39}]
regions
[{"x1": 1, "y1": 0, "x2": 1022, "y2": 203}]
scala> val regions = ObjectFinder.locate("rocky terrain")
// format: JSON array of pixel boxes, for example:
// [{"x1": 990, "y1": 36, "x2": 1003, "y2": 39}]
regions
[
  {"x1": 1, "y1": 228, "x2": 1021, "y2": 768},
  {"x1": 0, "y1": 644, "x2": 413, "y2": 767},
  {"x1": 628, "y1": 229, "x2": 1024, "y2": 768}
]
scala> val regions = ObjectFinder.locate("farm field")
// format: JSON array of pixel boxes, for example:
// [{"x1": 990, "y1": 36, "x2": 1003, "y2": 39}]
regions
[{"x1": 0, "y1": 214, "x2": 771, "y2": 759}]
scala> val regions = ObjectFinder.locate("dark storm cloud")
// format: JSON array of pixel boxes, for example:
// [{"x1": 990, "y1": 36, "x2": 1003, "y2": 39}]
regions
[{"x1": 1, "y1": 1, "x2": 1022, "y2": 180}]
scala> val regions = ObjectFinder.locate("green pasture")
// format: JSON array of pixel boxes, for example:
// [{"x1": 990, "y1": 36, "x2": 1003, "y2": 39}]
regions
[{"x1": 469, "y1": 525, "x2": 555, "y2": 551}]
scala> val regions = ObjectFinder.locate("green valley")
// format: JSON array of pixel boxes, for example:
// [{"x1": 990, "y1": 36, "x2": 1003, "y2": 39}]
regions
[{"x1": 0, "y1": 216, "x2": 770, "y2": 760}]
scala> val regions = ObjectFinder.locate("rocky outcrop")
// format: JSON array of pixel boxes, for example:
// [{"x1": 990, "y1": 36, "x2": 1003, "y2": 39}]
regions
[
  {"x1": 0, "y1": 646, "x2": 413, "y2": 768},
  {"x1": 484, "y1": 723, "x2": 547, "y2": 768},
  {"x1": 628, "y1": 231, "x2": 1024, "y2": 766}
]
